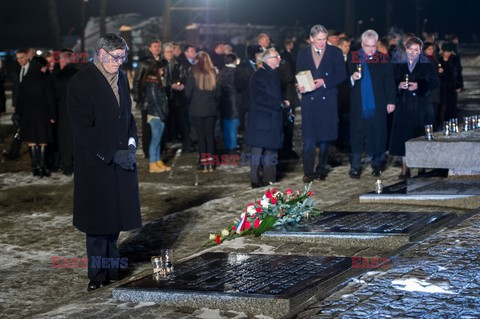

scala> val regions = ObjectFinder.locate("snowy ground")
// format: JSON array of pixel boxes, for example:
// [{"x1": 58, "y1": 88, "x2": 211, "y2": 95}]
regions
[{"x1": 0, "y1": 55, "x2": 479, "y2": 318}]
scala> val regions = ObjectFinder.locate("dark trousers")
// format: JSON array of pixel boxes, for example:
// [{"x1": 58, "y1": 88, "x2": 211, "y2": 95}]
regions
[
  {"x1": 140, "y1": 108, "x2": 152, "y2": 158},
  {"x1": 191, "y1": 116, "x2": 215, "y2": 156},
  {"x1": 282, "y1": 120, "x2": 294, "y2": 153},
  {"x1": 303, "y1": 140, "x2": 329, "y2": 177},
  {"x1": 350, "y1": 152, "x2": 385, "y2": 172},
  {"x1": 86, "y1": 232, "x2": 120, "y2": 283},
  {"x1": 250, "y1": 147, "x2": 277, "y2": 184}
]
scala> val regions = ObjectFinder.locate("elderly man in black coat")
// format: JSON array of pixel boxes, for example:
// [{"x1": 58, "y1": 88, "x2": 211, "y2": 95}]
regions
[
  {"x1": 246, "y1": 48, "x2": 289, "y2": 188},
  {"x1": 348, "y1": 29, "x2": 396, "y2": 178},
  {"x1": 67, "y1": 34, "x2": 142, "y2": 291}
]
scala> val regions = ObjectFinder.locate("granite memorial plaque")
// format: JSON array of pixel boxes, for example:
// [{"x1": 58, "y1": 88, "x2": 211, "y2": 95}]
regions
[
  {"x1": 113, "y1": 252, "x2": 352, "y2": 318},
  {"x1": 360, "y1": 178, "x2": 480, "y2": 203},
  {"x1": 262, "y1": 211, "x2": 455, "y2": 248}
]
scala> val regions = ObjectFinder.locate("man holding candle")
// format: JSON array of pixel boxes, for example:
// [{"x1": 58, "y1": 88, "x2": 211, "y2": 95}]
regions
[{"x1": 348, "y1": 29, "x2": 396, "y2": 179}]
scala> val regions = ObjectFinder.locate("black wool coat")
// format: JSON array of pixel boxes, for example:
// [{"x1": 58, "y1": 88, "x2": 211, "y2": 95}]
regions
[
  {"x1": 347, "y1": 53, "x2": 396, "y2": 155},
  {"x1": 53, "y1": 64, "x2": 77, "y2": 158},
  {"x1": 389, "y1": 58, "x2": 439, "y2": 156},
  {"x1": 67, "y1": 63, "x2": 141, "y2": 235},
  {"x1": 246, "y1": 64, "x2": 284, "y2": 150},
  {"x1": 296, "y1": 45, "x2": 346, "y2": 142}
]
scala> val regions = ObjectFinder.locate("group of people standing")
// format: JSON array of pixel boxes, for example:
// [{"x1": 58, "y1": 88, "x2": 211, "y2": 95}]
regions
[
  {"x1": 6, "y1": 48, "x2": 78, "y2": 177},
  {"x1": 293, "y1": 25, "x2": 462, "y2": 182}
]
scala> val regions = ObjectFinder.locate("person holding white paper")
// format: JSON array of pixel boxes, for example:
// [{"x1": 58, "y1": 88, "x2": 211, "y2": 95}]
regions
[{"x1": 296, "y1": 25, "x2": 346, "y2": 182}]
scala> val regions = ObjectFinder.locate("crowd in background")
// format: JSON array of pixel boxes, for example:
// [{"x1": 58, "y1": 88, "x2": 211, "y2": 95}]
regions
[{"x1": 0, "y1": 26, "x2": 464, "y2": 187}]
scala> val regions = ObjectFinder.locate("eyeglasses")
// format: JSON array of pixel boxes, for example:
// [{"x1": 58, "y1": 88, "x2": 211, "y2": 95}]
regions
[
  {"x1": 104, "y1": 50, "x2": 128, "y2": 63},
  {"x1": 267, "y1": 55, "x2": 281, "y2": 59}
]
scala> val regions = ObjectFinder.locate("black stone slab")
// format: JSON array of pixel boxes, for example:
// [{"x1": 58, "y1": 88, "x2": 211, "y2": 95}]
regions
[
  {"x1": 262, "y1": 211, "x2": 455, "y2": 248},
  {"x1": 360, "y1": 178, "x2": 480, "y2": 204},
  {"x1": 113, "y1": 253, "x2": 352, "y2": 318}
]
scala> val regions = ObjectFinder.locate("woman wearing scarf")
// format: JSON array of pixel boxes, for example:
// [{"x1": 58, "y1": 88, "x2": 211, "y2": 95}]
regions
[
  {"x1": 389, "y1": 37, "x2": 439, "y2": 179},
  {"x1": 347, "y1": 29, "x2": 396, "y2": 179}
]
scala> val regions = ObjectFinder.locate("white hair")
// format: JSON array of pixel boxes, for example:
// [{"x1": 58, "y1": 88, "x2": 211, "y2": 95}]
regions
[
  {"x1": 310, "y1": 25, "x2": 328, "y2": 37},
  {"x1": 361, "y1": 29, "x2": 379, "y2": 43}
]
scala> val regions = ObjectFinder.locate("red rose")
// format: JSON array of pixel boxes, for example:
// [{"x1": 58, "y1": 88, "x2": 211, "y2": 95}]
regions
[
  {"x1": 285, "y1": 189, "x2": 293, "y2": 195},
  {"x1": 255, "y1": 207, "x2": 262, "y2": 213},
  {"x1": 254, "y1": 218, "x2": 261, "y2": 228},
  {"x1": 232, "y1": 225, "x2": 236, "y2": 231},
  {"x1": 245, "y1": 221, "x2": 251, "y2": 230},
  {"x1": 271, "y1": 197, "x2": 277, "y2": 204},
  {"x1": 308, "y1": 191, "x2": 314, "y2": 196},
  {"x1": 215, "y1": 235, "x2": 221, "y2": 244},
  {"x1": 265, "y1": 189, "x2": 273, "y2": 199}
]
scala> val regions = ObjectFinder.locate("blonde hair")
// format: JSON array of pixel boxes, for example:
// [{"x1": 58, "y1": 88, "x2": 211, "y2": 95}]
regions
[{"x1": 193, "y1": 51, "x2": 216, "y2": 91}]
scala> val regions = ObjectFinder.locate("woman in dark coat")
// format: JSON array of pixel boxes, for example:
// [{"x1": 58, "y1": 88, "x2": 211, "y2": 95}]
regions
[
  {"x1": 144, "y1": 61, "x2": 171, "y2": 173},
  {"x1": 17, "y1": 56, "x2": 56, "y2": 177},
  {"x1": 389, "y1": 37, "x2": 439, "y2": 179},
  {"x1": 185, "y1": 51, "x2": 219, "y2": 172},
  {"x1": 218, "y1": 53, "x2": 240, "y2": 154},
  {"x1": 437, "y1": 43, "x2": 463, "y2": 124},
  {"x1": 53, "y1": 51, "x2": 77, "y2": 175}
]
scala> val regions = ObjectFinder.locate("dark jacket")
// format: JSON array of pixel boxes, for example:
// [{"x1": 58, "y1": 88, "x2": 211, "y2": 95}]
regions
[
  {"x1": 145, "y1": 78, "x2": 169, "y2": 121},
  {"x1": 218, "y1": 66, "x2": 240, "y2": 119},
  {"x1": 67, "y1": 63, "x2": 141, "y2": 235},
  {"x1": 133, "y1": 53, "x2": 165, "y2": 104},
  {"x1": 296, "y1": 44, "x2": 346, "y2": 141},
  {"x1": 389, "y1": 57, "x2": 439, "y2": 156},
  {"x1": 347, "y1": 52, "x2": 396, "y2": 155},
  {"x1": 17, "y1": 70, "x2": 56, "y2": 144},
  {"x1": 185, "y1": 73, "x2": 219, "y2": 117},
  {"x1": 246, "y1": 64, "x2": 284, "y2": 149},
  {"x1": 53, "y1": 63, "x2": 77, "y2": 157},
  {"x1": 234, "y1": 59, "x2": 256, "y2": 115}
]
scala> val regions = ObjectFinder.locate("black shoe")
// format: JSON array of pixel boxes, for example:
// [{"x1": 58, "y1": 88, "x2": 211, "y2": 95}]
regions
[
  {"x1": 302, "y1": 175, "x2": 315, "y2": 183},
  {"x1": 87, "y1": 280, "x2": 104, "y2": 292},
  {"x1": 372, "y1": 169, "x2": 382, "y2": 177},
  {"x1": 349, "y1": 169, "x2": 361, "y2": 179},
  {"x1": 317, "y1": 173, "x2": 327, "y2": 181}
]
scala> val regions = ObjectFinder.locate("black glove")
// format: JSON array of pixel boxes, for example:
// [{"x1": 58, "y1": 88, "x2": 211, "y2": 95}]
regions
[
  {"x1": 128, "y1": 144, "x2": 136, "y2": 153},
  {"x1": 113, "y1": 149, "x2": 135, "y2": 171},
  {"x1": 11, "y1": 113, "x2": 21, "y2": 127}
]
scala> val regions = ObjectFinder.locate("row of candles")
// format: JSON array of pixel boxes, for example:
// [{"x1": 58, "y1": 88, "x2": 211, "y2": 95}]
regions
[
  {"x1": 425, "y1": 115, "x2": 480, "y2": 140},
  {"x1": 151, "y1": 249, "x2": 174, "y2": 281}
]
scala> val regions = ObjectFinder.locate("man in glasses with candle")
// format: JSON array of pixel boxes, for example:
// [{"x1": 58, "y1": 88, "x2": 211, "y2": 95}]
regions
[
  {"x1": 347, "y1": 29, "x2": 396, "y2": 179},
  {"x1": 67, "y1": 33, "x2": 142, "y2": 291}
]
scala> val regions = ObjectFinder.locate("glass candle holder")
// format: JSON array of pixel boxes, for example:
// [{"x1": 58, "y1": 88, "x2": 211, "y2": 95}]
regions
[{"x1": 424, "y1": 124, "x2": 434, "y2": 140}]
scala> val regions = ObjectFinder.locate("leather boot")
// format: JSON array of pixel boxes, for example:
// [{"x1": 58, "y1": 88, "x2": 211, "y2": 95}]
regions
[
  {"x1": 39, "y1": 145, "x2": 51, "y2": 178},
  {"x1": 155, "y1": 160, "x2": 171, "y2": 171},
  {"x1": 149, "y1": 162, "x2": 166, "y2": 173},
  {"x1": 29, "y1": 146, "x2": 40, "y2": 176}
]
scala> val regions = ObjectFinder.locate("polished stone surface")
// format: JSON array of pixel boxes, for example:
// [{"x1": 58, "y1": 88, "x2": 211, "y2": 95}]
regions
[
  {"x1": 406, "y1": 129, "x2": 480, "y2": 174},
  {"x1": 113, "y1": 252, "x2": 352, "y2": 318},
  {"x1": 360, "y1": 178, "x2": 480, "y2": 206},
  {"x1": 262, "y1": 211, "x2": 455, "y2": 248}
]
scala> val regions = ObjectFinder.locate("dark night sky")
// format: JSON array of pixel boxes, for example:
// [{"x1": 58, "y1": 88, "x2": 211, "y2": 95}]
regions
[{"x1": 1, "y1": 0, "x2": 479, "y2": 48}]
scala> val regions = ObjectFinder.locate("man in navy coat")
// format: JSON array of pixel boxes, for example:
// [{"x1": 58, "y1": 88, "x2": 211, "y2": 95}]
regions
[
  {"x1": 246, "y1": 48, "x2": 289, "y2": 188},
  {"x1": 296, "y1": 25, "x2": 346, "y2": 182},
  {"x1": 68, "y1": 34, "x2": 142, "y2": 291}
]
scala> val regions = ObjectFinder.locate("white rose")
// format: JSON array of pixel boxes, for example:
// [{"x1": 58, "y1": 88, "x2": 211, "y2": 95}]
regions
[
  {"x1": 221, "y1": 229, "x2": 230, "y2": 237},
  {"x1": 209, "y1": 233, "x2": 216, "y2": 240},
  {"x1": 246, "y1": 205, "x2": 256, "y2": 216}
]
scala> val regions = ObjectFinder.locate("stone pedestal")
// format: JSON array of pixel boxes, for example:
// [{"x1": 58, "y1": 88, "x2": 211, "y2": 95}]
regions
[{"x1": 406, "y1": 130, "x2": 480, "y2": 176}]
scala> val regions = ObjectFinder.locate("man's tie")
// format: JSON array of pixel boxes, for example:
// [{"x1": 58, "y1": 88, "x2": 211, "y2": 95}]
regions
[
  {"x1": 316, "y1": 50, "x2": 322, "y2": 56},
  {"x1": 20, "y1": 67, "x2": 25, "y2": 83}
]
